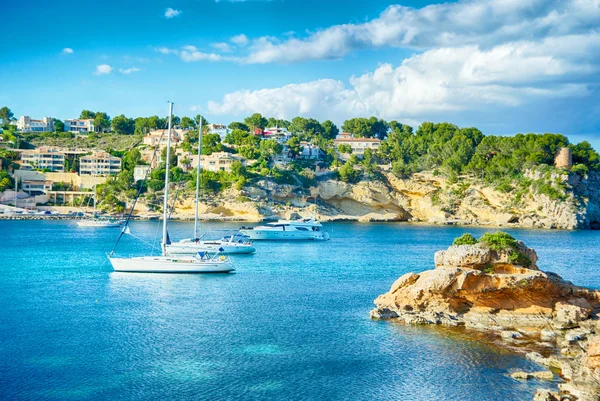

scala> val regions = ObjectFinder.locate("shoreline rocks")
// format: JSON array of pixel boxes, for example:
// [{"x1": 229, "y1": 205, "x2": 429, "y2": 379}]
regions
[{"x1": 371, "y1": 234, "x2": 600, "y2": 401}]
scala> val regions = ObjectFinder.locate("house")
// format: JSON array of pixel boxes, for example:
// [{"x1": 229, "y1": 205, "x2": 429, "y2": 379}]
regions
[
  {"x1": 177, "y1": 151, "x2": 245, "y2": 173},
  {"x1": 134, "y1": 165, "x2": 152, "y2": 182},
  {"x1": 64, "y1": 118, "x2": 95, "y2": 133},
  {"x1": 333, "y1": 133, "x2": 381, "y2": 158},
  {"x1": 299, "y1": 142, "x2": 324, "y2": 160},
  {"x1": 208, "y1": 124, "x2": 231, "y2": 140},
  {"x1": 17, "y1": 116, "x2": 54, "y2": 132},
  {"x1": 20, "y1": 147, "x2": 65, "y2": 172},
  {"x1": 79, "y1": 152, "x2": 122, "y2": 176},
  {"x1": 142, "y1": 128, "x2": 184, "y2": 148},
  {"x1": 21, "y1": 179, "x2": 53, "y2": 195},
  {"x1": 262, "y1": 127, "x2": 292, "y2": 144}
]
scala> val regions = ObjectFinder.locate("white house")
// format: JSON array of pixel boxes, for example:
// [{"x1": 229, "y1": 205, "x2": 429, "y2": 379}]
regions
[
  {"x1": 20, "y1": 147, "x2": 65, "y2": 172},
  {"x1": 263, "y1": 127, "x2": 292, "y2": 144},
  {"x1": 64, "y1": 118, "x2": 95, "y2": 133},
  {"x1": 134, "y1": 165, "x2": 152, "y2": 182},
  {"x1": 333, "y1": 132, "x2": 381, "y2": 158},
  {"x1": 17, "y1": 116, "x2": 54, "y2": 132},
  {"x1": 208, "y1": 124, "x2": 231, "y2": 140},
  {"x1": 79, "y1": 152, "x2": 122, "y2": 176},
  {"x1": 299, "y1": 141, "x2": 324, "y2": 160}
]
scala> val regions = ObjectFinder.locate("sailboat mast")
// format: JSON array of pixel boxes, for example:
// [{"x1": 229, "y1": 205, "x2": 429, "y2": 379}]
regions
[
  {"x1": 194, "y1": 117, "x2": 202, "y2": 239},
  {"x1": 162, "y1": 102, "x2": 174, "y2": 254}
]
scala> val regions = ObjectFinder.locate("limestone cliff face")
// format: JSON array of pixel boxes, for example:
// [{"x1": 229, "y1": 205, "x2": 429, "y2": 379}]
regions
[
  {"x1": 155, "y1": 171, "x2": 600, "y2": 228},
  {"x1": 371, "y1": 241, "x2": 600, "y2": 401}
]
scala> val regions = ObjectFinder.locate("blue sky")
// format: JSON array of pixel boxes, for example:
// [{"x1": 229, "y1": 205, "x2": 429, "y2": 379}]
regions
[{"x1": 2, "y1": 0, "x2": 600, "y2": 148}]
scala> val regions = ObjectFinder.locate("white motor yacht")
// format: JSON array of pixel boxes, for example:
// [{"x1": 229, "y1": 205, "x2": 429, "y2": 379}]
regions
[{"x1": 240, "y1": 218, "x2": 330, "y2": 240}]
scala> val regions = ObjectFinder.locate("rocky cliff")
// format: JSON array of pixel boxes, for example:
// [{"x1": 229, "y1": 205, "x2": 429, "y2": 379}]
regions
[
  {"x1": 157, "y1": 171, "x2": 600, "y2": 229},
  {"x1": 371, "y1": 235, "x2": 600, "y2": 401}
]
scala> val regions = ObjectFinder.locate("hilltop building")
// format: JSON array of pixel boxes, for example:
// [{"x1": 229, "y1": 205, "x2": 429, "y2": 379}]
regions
[
  {"x1": 177, "y1": 151, "x2": 245, "y2": 173},
  {"x1": 208, "y1": 124, "x2": 231, "y2": 140},
  {"x1": 333, "y1": 132, "x2": 381, "y2": 158},
  {"x1": 17, "y1": 116, "x2": 54, "y2": 132},
  {"x1": 142, "y1": 128, "x2": 184, "y2": 148},
  {"x1": 555, "y1": 147, "x2": 573, "y2": 169},
  {"x1": 79, "y1": 152, "x2": 122, "y2": 176},
  {"x1": 20, "y1": 147, "x2": 65, "y2": 172},
  {"x1": 64, "y1": 118, "x2": 95, "y2": 133},
  {"x1": 134, "y1": 165, "x2": 152, "y2": 182}
]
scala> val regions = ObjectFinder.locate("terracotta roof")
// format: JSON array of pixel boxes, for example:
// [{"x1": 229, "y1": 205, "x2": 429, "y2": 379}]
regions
[{"x1": 333, "y1": 137, "x2": 381, "y2": 143}]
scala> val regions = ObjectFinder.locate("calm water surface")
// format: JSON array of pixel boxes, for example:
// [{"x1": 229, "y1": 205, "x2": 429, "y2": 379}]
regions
[{"x1": 1, "y1": 221, "x2": 598, "y2": 400}]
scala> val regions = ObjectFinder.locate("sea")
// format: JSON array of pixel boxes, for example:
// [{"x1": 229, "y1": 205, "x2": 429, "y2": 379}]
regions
[{"x1": 1, "y1": 220, "x2": 598, "y2": 401}]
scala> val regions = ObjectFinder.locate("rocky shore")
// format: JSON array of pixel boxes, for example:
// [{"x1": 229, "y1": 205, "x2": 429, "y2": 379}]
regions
[{"x1": 371, "y1": 233, "x2": 600, "y2": 401}]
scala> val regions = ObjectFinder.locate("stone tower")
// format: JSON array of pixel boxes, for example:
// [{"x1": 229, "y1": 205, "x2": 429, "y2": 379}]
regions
[{"x1": 555, "y1": 147, "x2": 572, "y2": 169}]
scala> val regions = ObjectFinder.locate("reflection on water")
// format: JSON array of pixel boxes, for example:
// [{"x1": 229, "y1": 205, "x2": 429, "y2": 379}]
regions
[{"x1": 1, "y1": 220, "x2": 597, "y2": 400}]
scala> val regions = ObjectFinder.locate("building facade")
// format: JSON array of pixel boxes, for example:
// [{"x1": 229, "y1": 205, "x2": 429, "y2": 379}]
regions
[
  {"x1": 134, "y1": 165, "x2": 152, "y2": 182},
  {"x1": 17, "y1": 116, "x2": 54, "y2": 132},
  {"x1": 79, "y1": 152, "x2": 122, "y2": 176},
  {"x1": 333, "y1": 133, "x2": 381, "y2": 158},
  {"x1": 208, "y1": 124, "x2": 231, "y2": 141},
  {"x1": 299, "y1": 142, "x2": 324, "y2": 160},
  {"x1": 142, "y1": 129, "x2": 184, "y2": 148},
  {"x1": 177, "y1": 151, "x2": 244, "y2": 172},
  {"x1": 20, "y1": 148, "x2": 65, "y2": 172},
  {"x1": 64, "y1": 118, "x2": 95, "y2": 133}
]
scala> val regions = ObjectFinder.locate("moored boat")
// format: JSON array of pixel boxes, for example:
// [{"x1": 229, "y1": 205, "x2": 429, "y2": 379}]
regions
[{"x1": 240, "y1": 218, "x2": 329, "y2": 240}]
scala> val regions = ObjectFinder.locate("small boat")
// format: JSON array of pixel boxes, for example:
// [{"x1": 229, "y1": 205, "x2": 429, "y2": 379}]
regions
[
  {"x1": 76, "y1": 186, "x2": 122, "y2": 228},
  {"x1": 107, "y1": 102, "x2": 234, "y2": 274},
  {"x1": 240, "y1": 218, "x2": 330, "y2": 240}
]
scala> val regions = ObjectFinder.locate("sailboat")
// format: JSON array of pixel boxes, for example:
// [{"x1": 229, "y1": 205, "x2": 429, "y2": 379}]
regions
[
  {"x1": 76, "y1": 186, "x2": 122, "y2": 228},
  {"x1": 164, "y1": 118, "x2": 256, "y2": 255},
  {"x1": 107, "y1": 102, "x2": 234, "y2": 273}
]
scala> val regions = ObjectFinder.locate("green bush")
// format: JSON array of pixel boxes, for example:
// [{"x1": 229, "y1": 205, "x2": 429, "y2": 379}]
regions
[
  {"x1": 452, "y1": 233, "x2": 478, "y2": 246},
  {"x1": 478, "y1": 231, "x2": 517, "y2": 251},
  {"x1": 508, "y1": 251, "x2": 532, "y2": 267}
]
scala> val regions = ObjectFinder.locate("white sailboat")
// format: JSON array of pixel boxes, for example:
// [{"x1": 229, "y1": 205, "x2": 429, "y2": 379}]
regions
[
  {"x1": 164, "y1": 118, "x2": 255, "y2": 255},
  {"x1": 76, "y1": 186, "x2": 122, "y2": 228},
  {"x1": 108, "y1": 102, "x2": 234, "y2": 273}
]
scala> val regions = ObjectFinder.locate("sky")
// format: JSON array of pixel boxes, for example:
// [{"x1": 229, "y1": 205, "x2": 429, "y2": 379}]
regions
[{"x1": 2, "y1": 0, "x2": 600, "y2": 148}]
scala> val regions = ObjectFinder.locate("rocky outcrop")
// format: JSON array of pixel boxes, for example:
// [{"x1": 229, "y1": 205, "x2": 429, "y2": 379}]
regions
[
  {"x1": 155, "y1": 170, "x2": 600, "y2": 228},
  {"x1": 371, "y1": 237, "x2": 600, "y2": 400}
]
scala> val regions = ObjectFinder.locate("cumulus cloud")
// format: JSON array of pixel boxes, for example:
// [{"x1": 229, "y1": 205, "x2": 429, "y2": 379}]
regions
[
  {"x1": 118, "y1": 67, "x2": 141, "y2": 74},
  {"x1": 212, "y1": 42, "x2": 233, "y2": 52},
  {"x1": 230, "y1": 34, "x2": 249, "y2": 46},
  {"x1": 209, "y1": 34, "x2": 600, "y2": 123},
  {"x1": 154, "y1": 45, "x2": 229, "y2": 62},
  {"x1": 244, "y1": 0, "x2": 600, "y2": 63},
  {"x1": 62, "y1": 48, "x2": 73, "y2": 54},
  {"x1": 94, "y1": 64, "x2": 113, "y2": 75},
  {"x1": 164, "y1": 8, "x2": 181, "y2": 18}
]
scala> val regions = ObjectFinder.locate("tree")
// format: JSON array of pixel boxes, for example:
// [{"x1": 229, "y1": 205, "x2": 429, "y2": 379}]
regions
[
  {"x1": 228, "y1": 122, "x2": 249, "y2": 132},
  {"x1": 195, "y1": 114, "x2": 209, "y2": 128},
  {"x1": 338, "y1": 161, "x2": 360, "y2": 183},
  {"x1": 0, "y1": 107, "x2": 14, "y2": 125},
  {"x1": 134, "y1": 117, "x2": 151, "y2": 135},
  {"x1": 93, "y1": 112, "x2": 110, "y2": 133},
  {"x1": 259, "y1": 139, "x2": 283, "y2": 158},
  {"x1": 53, "y1": 119, "x2": 65, "y2": 132},
  {"x1": 180, "y1": 116, "x2": 196, "y2": 130},
  {"x1": 244, "y1": 113, "x2": 267, "y2": 132},
  {"x1": 338, "y1": 144, "x2": 352, "y2": 154},
  {"x1": 201, "y1": 133, "x2": 223, "y2": 155},
  {"x1": 111, "y1": 114, "x2": 134, "y2": 134},
  {"x1": 342, "y1": 117, "x2": 388, "y2": 138},
  {"x1": 321, "y1": 120, "x2": 339, "y2": 140},
  {"x1": 570, "y1": 141, "x2": 600, "y2": 170},
  {"x1": 79, "y1": 110, "x2": 96, "y2": 119},
  {"x1": 286, "y1": 136, "x2": 303, "y2": 158}
]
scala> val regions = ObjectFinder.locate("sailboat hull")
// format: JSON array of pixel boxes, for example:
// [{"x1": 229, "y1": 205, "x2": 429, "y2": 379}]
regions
[
  {"x1": 108, "y1": 256, "x2": 235, "y2": 273},
  {"x1": 165, "y1": 241, "x2": 256, "y2": 255},
  {"x1": 77, "y1": 220, "x2": 121, "y2": 228}
]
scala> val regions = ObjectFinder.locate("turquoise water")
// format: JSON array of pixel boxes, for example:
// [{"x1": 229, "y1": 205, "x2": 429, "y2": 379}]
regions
[{"x1": 1, "y1": 220, "x2": 598, "y2": 400}]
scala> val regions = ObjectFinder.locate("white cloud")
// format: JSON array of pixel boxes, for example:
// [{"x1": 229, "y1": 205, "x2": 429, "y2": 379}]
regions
[
  {"x1": 118, "y1": 67, "x2": 141, "y2": 74},
  {"x1": 211, "y1": 42, "x2": 233, "y2": 52},
  {"x1": 243, "y1": 0, "x2": 600, "y2": 64},
  {"x1": 154, "y1": 46, "x2": 227, "y2": 62},
  {"x1": 230, "y1": 34, "x2": 249, "y2": 46},
  {"x1": 94, "y1": 64, "x2": 113, "y2": 75},
  {"x1": 164, "y1": 8, "x2": 181, "y2": 18},
  {"x1": 209, "y1": 34, "x2": 600, "y2": 122},
  {"x1": 62, "y1": 48, "x2": 73, "y2": 54}
]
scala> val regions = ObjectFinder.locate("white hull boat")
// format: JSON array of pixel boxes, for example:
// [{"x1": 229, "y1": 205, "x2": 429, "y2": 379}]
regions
[
  {"x1": 240, "y1": 218, "x2": 329, "y2": 241},
  {"x1": 77, "y1": 220, "x2": 121, "y2": 228},
  {"x1": 109, "y1": 255, "x2": 234, "y2": 273},
  {"x1": 165, "y1": 237, "x2": 255, "y2": 255},
  {"x1": 107, "y1": 102, "x2": 235, "y2": 274}
]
